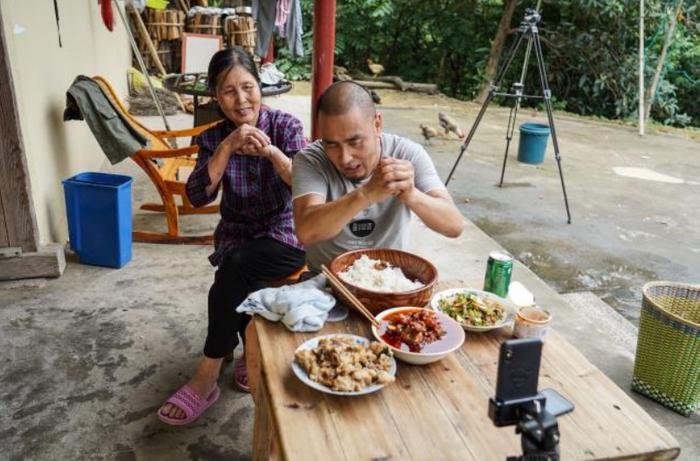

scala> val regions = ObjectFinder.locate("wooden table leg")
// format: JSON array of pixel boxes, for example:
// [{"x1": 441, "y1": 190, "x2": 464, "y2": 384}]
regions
[
  {"x1": 252, "y1": 377, "x2": 272, "y2": 460},
  {"x1": 248, "y1": 320, "x2": 282, "y2": 460},
  {"x1": 245, "y1": 320, "x2": 261, "y2": 401}
]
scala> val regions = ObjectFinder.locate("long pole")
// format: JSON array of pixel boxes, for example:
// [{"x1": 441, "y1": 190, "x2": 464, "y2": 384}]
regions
[
  {"x1": 127, "y1": 4, "x2": 167, "y2": 77},
  {"x1": 311, "y1": 0, "x2": 336, "y2": 140},
  {"x1": 639, "y1": 0, "x2": 645, "y2": 136},
  {"x1": 113, "y1": 0, "x2": 171, "y2": 131}
]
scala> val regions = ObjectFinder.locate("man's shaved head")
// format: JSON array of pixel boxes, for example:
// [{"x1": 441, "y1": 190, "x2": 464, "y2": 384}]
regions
[
  {"x1": 316, "y1": 81, "x2": 383, "y2": 181},
  {"x1": 317, "y1": 81, "x2": 376, "y2": 119}
]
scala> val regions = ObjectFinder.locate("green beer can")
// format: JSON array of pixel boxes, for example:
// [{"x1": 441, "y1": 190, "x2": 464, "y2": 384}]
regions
[{"x1": 483, "y1": 250, "x2": 514, "y2": 298}]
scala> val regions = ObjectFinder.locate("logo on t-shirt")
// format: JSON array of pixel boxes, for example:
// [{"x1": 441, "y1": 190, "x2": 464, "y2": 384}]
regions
[{"x1": 349, "y1": 219, "x2": 375, "y2": 237}]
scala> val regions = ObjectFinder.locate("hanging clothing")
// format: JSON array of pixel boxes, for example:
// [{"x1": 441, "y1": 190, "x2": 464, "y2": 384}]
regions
[
  {"x1": 63, "y1": 76, "x2": 148, "y2": 165},
  {"x1": 285, "y1": 0, "x2": 303, "y2": 57},
  {"x1": 253, "y1": 0, "x2": 303, "y2": 58},
  {"x1": 275, "y1": 0, "x2": 291, "y2": 35}
]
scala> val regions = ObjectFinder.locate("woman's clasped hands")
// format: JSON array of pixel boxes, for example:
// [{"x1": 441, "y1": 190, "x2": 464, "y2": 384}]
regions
[{"x1": 223, "y1": 124, "x2": 274, "y2": 158}]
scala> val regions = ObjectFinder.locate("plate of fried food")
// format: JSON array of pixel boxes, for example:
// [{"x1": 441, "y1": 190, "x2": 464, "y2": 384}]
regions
[
  {"x1": 431, "y1": 288, "x2": 517, "y2": 332},
  {"x1": 292, "y1": 334, "x2": 397, "y2": 396}
]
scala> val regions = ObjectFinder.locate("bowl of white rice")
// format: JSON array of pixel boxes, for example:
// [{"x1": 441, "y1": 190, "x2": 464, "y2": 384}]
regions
[{"x1": 328, "y1": 248, "x2": 438, "y2": 315}]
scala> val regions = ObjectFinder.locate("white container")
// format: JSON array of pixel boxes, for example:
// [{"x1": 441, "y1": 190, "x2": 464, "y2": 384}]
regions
[{"x1": 513, "y1": 305, "x2": 552, "y2": 341}]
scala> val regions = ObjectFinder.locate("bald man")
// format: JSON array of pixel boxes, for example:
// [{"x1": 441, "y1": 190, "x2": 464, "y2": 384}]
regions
[{"x1": 292, "y1": 81, "x2": 464, "y2": 271}]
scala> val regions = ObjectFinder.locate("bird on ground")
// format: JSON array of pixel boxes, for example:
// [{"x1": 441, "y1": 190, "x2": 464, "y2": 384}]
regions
[
  {"x1": 367, "y1": 59, "x2": 385, "y2": 78},
  {"x1": 333, "y1": 65, "x2": 352, "y2": 81},
  {"x1": 370, "y1": 89, "x2": 382, "y2": 105},
  {"x1": 420, "y1": 124, "x2": 439, "y2": 144},
  {"x1": 438, "y1": 112, "x2": 465, "y2": 138}
]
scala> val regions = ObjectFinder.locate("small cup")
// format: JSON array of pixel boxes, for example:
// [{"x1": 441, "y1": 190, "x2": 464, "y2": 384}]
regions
[{"x1": 513, "y1": 305, "x2": 552, "y2": 341}]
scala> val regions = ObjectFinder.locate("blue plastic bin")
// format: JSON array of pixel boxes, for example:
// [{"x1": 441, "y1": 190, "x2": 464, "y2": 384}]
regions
[
  {"x1": 517, "y1": 123, "x2": 550, "y2": 165},
  {"x1": 62, "y1": 172, "x2": 133, "y2": 268}
]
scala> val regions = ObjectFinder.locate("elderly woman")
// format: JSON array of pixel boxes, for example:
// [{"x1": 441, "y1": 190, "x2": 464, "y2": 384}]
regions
[{"x1": 158, "y1": 47, "x2": 306, "y2": 425}]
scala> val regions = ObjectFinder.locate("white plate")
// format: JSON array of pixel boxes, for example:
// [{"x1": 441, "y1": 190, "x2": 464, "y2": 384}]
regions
[
  {"x1": 291, "y1": 334, "x2": 397, "y2": 396},
  {"x1": 431, "y1": 288, "x2": 517, "y2": 332}
]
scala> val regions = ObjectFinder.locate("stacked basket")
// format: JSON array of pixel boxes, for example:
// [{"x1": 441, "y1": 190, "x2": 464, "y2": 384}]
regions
[{"x1": 632, "y1": 282, "x2": 700, "y2": 416}]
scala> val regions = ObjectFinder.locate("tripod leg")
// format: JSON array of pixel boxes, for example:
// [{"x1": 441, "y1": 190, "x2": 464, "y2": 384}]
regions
[
  {"x1": 445, "y1": 87, "x2": 496, "y2": 187},
  {"x1": 493, "y1": 32, "x2": 527, "y2": 86},
  {"x1": 445, "y1": 33, "x2": 527, "y2": 186},
  {"x1": 500, "y1": 31, "x2": 535, "y2": 187},
  {"x1": 499, "y1": 95, "x2": 522, "y2": 187},
  {"x1": 532, "y1": 32, "x2": 572, "y2": 224},
  {"x1": 445, "y1": 90, "x2": 495, "y2": 185}
]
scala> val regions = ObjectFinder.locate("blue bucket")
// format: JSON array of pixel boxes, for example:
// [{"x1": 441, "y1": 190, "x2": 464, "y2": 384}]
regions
[
  {"x1": 62, "y1": 172, "x2": 133, "y2": 268},
  {"x1": 517, "y1": 123, "x2": 550, "y2": 165}
]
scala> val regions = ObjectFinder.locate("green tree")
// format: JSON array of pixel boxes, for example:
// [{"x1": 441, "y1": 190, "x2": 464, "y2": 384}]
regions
[{"x1": 276, "y1": 0, "x2": 700, "y2": 128}]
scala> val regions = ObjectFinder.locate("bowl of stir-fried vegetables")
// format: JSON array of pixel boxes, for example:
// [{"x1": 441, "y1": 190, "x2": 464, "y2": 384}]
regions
[{"x1": 430, "y1": 288, "x2": 517, "y2": 332}]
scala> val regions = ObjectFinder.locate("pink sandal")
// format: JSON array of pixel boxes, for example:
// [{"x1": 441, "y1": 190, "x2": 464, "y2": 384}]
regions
[
  {"x1": 158, "y1": 384, "x2": 220, "y2": 426},
  {"x1": 233, "y1": 357, "x2": 250, "y2": 393}
]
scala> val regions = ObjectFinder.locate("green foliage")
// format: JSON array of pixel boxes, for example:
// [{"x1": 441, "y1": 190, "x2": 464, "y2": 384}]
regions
[
  {"x1": 272, "y1": 1, "x2": 314, "y2": 81},
  {"x1": 274, "y1": 32, "x2": 313, "y2": 81},
  {"x1": 539, "y1": 0, "x2": 698, "y2": 127},
  {"x1": 272, "y1": 0, "x2": 700, "y2": 128},
  {"x1": 663, "y1": 10, "x2": 700, "y2": 126}
]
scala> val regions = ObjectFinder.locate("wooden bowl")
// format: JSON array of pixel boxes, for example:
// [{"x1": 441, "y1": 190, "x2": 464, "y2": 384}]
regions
[{"x1": 328, "y1": 248, "x2": 438, "y2": 315}]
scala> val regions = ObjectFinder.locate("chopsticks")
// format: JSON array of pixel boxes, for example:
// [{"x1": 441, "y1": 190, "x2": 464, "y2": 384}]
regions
[{"x1": 321, "y1": 264, "x2": 380, "y2": 328}]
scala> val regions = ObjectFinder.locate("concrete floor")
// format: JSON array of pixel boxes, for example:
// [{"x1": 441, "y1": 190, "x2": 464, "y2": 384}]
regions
[
  {"x1": 1, "y1": 243, "x2": 253, "y2": 461},
  {"x1": 1, "y1": 87, "x2": 698, "y2": 460}
]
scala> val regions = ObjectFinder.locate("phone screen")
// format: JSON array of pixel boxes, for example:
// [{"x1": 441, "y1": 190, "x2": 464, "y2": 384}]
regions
[{"x1": 495, "y1": 338, "x2": 542, "y2": 402}]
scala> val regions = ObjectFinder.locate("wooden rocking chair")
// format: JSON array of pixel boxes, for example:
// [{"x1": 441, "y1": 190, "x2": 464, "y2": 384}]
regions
[{"x1": 93, "y1": 76, "x2": 220, "y2": 244}]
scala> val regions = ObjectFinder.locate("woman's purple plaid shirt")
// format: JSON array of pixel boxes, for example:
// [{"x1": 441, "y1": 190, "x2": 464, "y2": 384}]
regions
[{"x1": 186, "y1": 106, "x2": 307, "y2": 266}]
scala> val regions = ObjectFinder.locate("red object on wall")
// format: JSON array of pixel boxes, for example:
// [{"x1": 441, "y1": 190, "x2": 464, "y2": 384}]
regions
[
  {"x1": 311, "y1": 0, "x2": 336, "y2": 140},
  {"x1": 100, "y1": 0, "x2": 114, "y2": 31}
]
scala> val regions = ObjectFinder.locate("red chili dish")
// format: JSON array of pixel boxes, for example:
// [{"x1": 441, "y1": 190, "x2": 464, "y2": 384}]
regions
[{"x1": 379, "y1": 308, "x2": 452, "y2": 353}]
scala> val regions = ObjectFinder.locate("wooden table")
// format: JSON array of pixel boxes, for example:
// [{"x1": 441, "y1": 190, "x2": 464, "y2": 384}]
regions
[{"x1": 250, "y1": 285, "x2": 680, "y2": 460}]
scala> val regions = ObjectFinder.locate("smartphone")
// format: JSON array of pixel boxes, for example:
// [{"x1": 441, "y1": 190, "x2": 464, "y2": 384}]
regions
[
  {"x1": 542, "y1": 388, "x2": 575, "y2": 417},
  {"x1": 489, "y1": 338, "x2": 544, "y2": 426},
  {"x1": 495, "y1": 338, "x2": 542, "y2": 402}
]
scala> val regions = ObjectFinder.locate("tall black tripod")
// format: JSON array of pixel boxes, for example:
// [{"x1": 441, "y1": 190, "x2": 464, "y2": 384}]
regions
[{"x1": 444, "y1": 7, "x2": 572, "y2": 224}]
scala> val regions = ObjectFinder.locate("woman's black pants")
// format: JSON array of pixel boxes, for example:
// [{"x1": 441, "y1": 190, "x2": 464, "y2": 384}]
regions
[{"x1": 203, "y1": 238, "x2": 305, "y2": 358}]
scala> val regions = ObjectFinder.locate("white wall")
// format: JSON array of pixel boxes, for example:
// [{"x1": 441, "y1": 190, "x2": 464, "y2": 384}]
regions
[{"x1": 2, "y1": 0, "x2": 131, "y2": 245}]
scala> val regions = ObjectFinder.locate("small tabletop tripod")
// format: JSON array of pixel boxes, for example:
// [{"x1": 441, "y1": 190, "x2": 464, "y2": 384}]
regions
[
  {"x1": 508, "y1": 399, "x2": 561, "y2": 461},
  {"x1": 444, "y1": 5, "x2": 572, "y2": 224}
]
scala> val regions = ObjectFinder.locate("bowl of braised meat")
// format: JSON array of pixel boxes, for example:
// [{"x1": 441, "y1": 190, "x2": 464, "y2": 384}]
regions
[{"x1": 371, "y1": 307, "x2": 465, "y2": 365}]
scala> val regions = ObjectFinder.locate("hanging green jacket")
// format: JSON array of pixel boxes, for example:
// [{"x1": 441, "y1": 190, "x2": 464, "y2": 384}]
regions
[{"x1": 64, "y1": 75, "x2": 148, "y2": 165}]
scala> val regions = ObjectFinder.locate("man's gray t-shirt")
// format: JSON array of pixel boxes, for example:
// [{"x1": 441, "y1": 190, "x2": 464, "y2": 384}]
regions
[{"x1": 292, "y1": 133, "x2": 446, "y2": 270}]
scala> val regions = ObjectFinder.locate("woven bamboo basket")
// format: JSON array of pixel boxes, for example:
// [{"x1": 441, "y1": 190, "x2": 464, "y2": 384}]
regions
[
  {"x1": 146, "y1": 9, "x2": 185, "y2": 41},
  {"x1": 632, "y1": 281, "x2": 700, "y2": 416},
  {"x1": 224, "y1": 15, "x2": 256, "y2": 55},
  {"x1": 186, "y1": 11, "x2": 223, "y2": 36}
]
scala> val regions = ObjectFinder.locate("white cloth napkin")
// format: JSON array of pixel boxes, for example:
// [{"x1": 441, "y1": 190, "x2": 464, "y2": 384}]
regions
[{"x1": 235, "y1": 274, "x2": 336, "y2": 332}]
